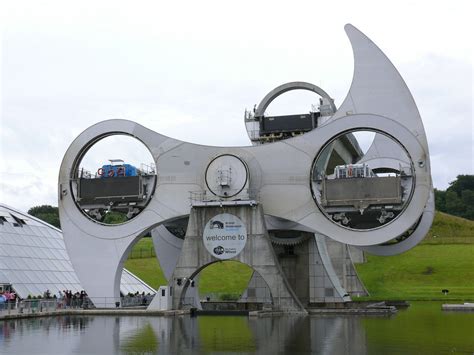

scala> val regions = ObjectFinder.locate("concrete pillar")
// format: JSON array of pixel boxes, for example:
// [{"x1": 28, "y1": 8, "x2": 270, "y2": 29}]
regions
[
  {"x1": 170, "y1": 204, "x2": 307, "y2": 313},
  {"x1": 325, "y1": 238, "x2": 369, "y2": 297},
  {"x1": 309, "y1": 234, "x2": 351, "y2": 303},
  {"x1": 239, "y1": 271, "x2": 272, "y2": 304}
]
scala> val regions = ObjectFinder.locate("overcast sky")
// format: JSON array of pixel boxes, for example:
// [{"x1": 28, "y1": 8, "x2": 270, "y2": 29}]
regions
[{"x1": 1, "y1": 0, "x2": 472, "y2": 212}]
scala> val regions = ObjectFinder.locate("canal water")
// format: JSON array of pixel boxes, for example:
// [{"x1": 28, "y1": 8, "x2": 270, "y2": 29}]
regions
[{"x1": 0, "y1": 302, "x2": 473, "y2": 354}]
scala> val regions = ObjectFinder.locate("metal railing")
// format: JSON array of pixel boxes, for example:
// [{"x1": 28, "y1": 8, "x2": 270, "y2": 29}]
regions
[
  {"x1": 120, "y1": 294, "x2": 154, "y2": 307},
  {"x1": 82, "y1": 295, "x2": 154, "y2": 309},
  {"x1": 0, "y1": 295, "x2": 155, "y2": 316},
  {"x1": 0, "y1": 299, "x2": 62, "y2": 316},
  {"x1": 128, "y1": 247, "x2": 156, "y2": 259},
  {"x1": 189, "y1": 189, "x2": 260, "y2": 206}
]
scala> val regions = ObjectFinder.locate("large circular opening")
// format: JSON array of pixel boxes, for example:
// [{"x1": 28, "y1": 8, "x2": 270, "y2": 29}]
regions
[
  {"x1": 199, "y1": 261, "x2": 256, "y2": 302},
  {"x1": 205, "y1": 155, "x2": 249, "y2": 199},
  {"x1": 245, "y1": 83, "x2": 336, "y2": 144},
  {"x1": 70, "y1": 134, "x2": 157, "y2": 224},
  {"x1": 311, "y1": 129, "x2": 415, "y2": 230},
  {"x1": 262, "y1": 90, "x2": 325, "y2": 116}
]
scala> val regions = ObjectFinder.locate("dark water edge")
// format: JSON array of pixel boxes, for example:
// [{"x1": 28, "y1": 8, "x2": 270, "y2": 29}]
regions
[{"x1": 1, "y1": 301, "x2": 473, "y2": 354}]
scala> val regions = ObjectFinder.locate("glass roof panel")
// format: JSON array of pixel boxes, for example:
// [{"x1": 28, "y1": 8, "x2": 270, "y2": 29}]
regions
[
  {"x1": 35, "y1": 248, "x2": 49, "y2": 259},
  {"x1": 0, "y1": 204, "x2": 155, "y2": 298},
  {"x1": 0, "y1": 270, "x2": 10, "y2": 283},
  {"x1": 36, "y1": 226, "x2": 50, "y2": 238},
  {"x1": 29, "y1": 270, "x2": 44, "y2": 283},
  {"x1": 0, "y1": 223, "x2": 16, "y2": 233},
  {"x1": 8, "y1": 270, "x2": 21, "y2": 283},
  {"x1": 13, "y1": 258, "x2": 29, "y2": 270},
  {"x1": 16, "y1": 270, "x2": 34, "y2": 283},
  {"x1": 36, "y1": 237, "x2": 51, "y2": 248},
  {"x1": 0, "y1": 245, "x2": 8, "y2": 257},
  {"x1": 12, "y1": 284, "x2": 28, "y2": 297},
  {"x1": 5, "y1": 257, "x2": 21, "y2": 269},
  {"x1": 50, "y1": 249, "x2": 64, "y2": 260},
  {"x1": 23, "y1": 271, "x2": 38, "y2": 283},
  {"x1": 20, "y1": 225, "x2": 35, "y2": 237},
  {"x1": 50, "y1": 260, "x2": 64, "y2": 271},
  {"x1": 0, "y1": 233, "x2": 12, "y2": 245},
  {"x1": 63, "y1": 272, "x2": 76, "y2": 283},
  {"x1": 34, "y1": 258, "x2": 47, "y2": 271},
  {"x1": 23, "y1": 247, "x2": 37, "y2": 259}
]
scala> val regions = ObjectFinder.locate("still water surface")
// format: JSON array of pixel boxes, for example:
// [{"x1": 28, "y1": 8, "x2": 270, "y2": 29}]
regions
[{"x1": 1, "y1": 302, "x2": 473, "y2": 354}]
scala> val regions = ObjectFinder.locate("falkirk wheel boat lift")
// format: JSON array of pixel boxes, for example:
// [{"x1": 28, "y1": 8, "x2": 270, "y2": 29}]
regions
[{"x1": 58, "y1": 24, "x2": 433, "y2": 313}]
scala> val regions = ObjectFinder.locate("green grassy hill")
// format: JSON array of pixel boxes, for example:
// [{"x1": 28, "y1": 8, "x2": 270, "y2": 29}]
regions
[
  {"x1": 354, "y1": 212, "x2": 474, "y2": 301},
  {"x1": 355, "y1": 244, "x2": 474, "y2": 300},
  {"x1": 125, "y1": 212, "x2": 474, "y2": 301},
  {"x1": 124, "y1": 239, "x2": 253, "y2": 297},
  {"x1": 422, "y1": 212, "x2": 474, "y2": 244}
]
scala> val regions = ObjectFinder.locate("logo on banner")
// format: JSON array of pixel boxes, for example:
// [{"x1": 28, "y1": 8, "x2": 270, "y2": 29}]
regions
[
  {"x1": 213, "y1": 246, "x2": 225, "y2": 255},
  {"x1": 203, "y1": 213, "x2": 247, "y2": 260}
]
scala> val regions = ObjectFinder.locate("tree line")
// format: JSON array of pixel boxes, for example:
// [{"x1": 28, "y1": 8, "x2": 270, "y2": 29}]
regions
[
  {"x1": 434, "y1": 175, "x2": 474, "y2": 221},
  {"x1": 27, "y1": 206, "x2": 127, "y2": 228}
]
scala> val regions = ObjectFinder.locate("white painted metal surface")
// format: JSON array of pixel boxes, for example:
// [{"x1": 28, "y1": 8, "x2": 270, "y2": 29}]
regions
[{"x1": 58, "y1": 24, "x2": 433, "y2": 307}]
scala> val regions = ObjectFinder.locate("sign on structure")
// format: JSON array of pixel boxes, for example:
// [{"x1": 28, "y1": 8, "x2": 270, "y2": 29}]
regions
[{"x1": 203, "y1": 213, "x2": 247, "y2": 260}]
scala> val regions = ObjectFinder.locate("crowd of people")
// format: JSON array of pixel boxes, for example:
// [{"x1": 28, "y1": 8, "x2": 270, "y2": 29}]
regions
[
  {"x1": 15, "y1": 289, "x2": 91, "y2": 309},
  {"x1": 1, "y1": 288, "x2": 154, "y2": 311},
  {"x1": 123, "y1": 291, "x2": 153, "y2": 306},
  {"x1": 44, "y1": 289, "x2": 89, "y2": 308},
  {"x1": 0, "y1": 291, "x2": 18, "y2": 309}
]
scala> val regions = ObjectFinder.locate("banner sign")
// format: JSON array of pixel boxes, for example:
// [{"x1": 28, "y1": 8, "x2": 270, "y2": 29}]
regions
[{"x1": 203, "y1": 213, "x2": 247, "y2": 260}]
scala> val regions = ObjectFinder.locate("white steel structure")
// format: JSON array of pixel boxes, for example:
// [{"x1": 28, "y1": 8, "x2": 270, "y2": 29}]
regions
[{"x1": 58, "y1": 24, "x2": 433, "y2": 310}]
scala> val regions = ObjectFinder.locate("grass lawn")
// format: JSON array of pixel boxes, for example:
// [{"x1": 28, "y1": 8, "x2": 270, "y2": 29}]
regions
[
  {"x1": 125, "y1": 213, "x2": 474, "y2": 300},
  {"x1": 125, "y1": 238, "x2": 253, "y2": 295},
  {"x1": 354, "y1": 213, "x2": 474, "y2": 301},
  {"x1": 355, "y1": 244, "x2": 474, "y2": 301},
  {"x1": 124, "y1": 257, "x2": 167, "y2": 289},
  {"x1": 423, "y1": 212, "x2": 474, "y2": 244},
  {"x1": 124, "y1": 256, "x2": 253, "y2": 296},
  {"x1": 198, "y1": 261, "x2": 253, "y2": 296},
  {"x1": 131, "y1": 237, "x2": 154, "y2": 248}
]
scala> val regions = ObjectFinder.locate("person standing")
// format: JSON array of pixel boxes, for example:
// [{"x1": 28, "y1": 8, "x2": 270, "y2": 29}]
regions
[{"x1": 57, "y1": 290, "x2": 63, "y2": 309}]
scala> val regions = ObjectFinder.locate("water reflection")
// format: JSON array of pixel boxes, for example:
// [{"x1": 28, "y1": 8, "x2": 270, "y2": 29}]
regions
[
  {"x1": 0, "y1": 314, "x2": 366, "y2": 354},
  {"x1": 1, "y1": 302, "x2": 473, "y2": 354},
  {"x1": 120, "y1": 322, "x2": 158, "y2": 354}
]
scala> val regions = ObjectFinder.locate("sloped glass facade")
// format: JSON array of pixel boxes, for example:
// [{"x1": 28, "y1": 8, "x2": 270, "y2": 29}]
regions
[{"x1": 0, "y1": 204, "x2": 155, "y2": 298}]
